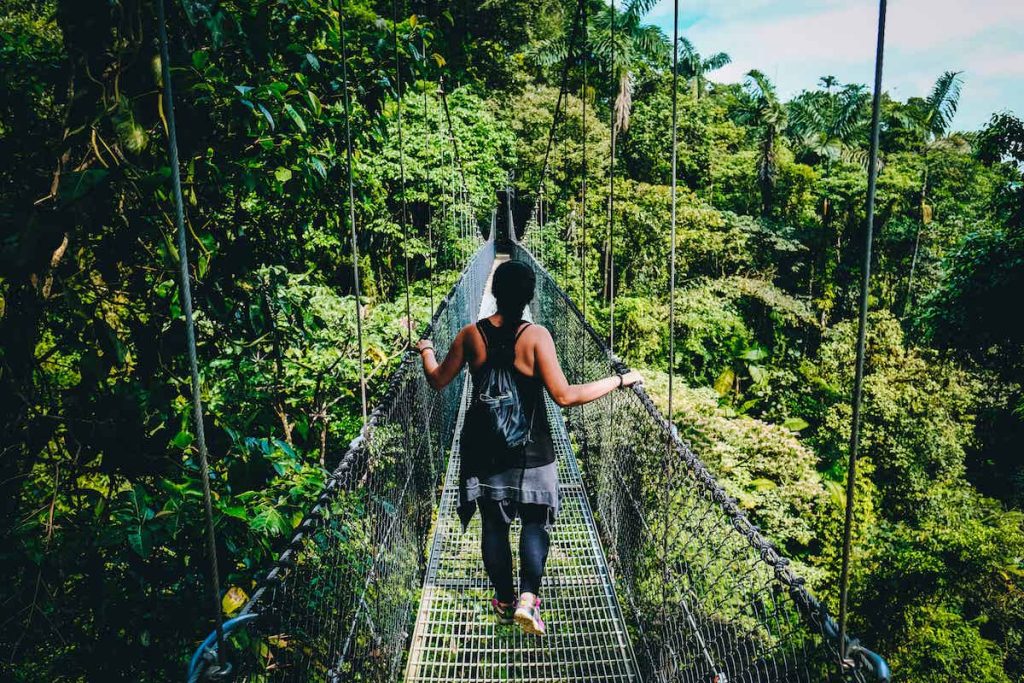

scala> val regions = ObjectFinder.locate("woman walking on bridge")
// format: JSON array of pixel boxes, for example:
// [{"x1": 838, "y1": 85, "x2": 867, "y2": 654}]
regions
[{"x1": 416, "y1": 260, "x2": 641, "y2": 636}]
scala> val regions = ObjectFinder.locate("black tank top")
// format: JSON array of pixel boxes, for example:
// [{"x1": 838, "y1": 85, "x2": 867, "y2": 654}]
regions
[{"x1": 463, "y1": 319, "x2": 556, "y2": 472}]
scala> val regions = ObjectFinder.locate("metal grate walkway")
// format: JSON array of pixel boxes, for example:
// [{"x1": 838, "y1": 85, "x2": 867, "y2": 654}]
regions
[{"x1": 404, "y1": 258, "x2": 639, "y2": 682}]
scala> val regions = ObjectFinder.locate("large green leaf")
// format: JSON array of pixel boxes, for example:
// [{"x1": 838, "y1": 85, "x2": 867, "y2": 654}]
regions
[{"x1": 284, "y1": 103, "x2": 307, "y2": 133}]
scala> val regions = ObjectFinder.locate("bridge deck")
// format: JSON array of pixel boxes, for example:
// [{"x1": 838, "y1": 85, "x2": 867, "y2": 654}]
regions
[{"x1": 404, "y1": 258, "x2": 639, "y2": 682}]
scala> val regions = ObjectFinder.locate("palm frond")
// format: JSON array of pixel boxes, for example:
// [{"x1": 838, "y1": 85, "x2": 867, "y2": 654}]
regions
[
  {"x1": 839, "y1": 144, "x2": 870, "y2": 169},
  {"x1": 634, "y1": 24, "x2": 670, "y2": 63},
  {"x1": 703, "y1": 52, "x2": 731, "y2": 72},
  {"x1": 788, "y1": 93, "x2": 828, "y2": 137},
  {"x1": 625, "y1": 0, "x2": 662, "y2": 21},
  {"x1": 926, "y1": 70, "x2": 963, "y2": 138},
  {"x1": 832, "y1": 86, "x2": 869, "y2": 140},
  {"x1": 745, "y1": 69, "x2": 776, "y2": 101},
  {"x1": 674, "y1": 37, "x2": 700, "y2": 78},
  {"x1": 527, "y1": 36, "x2": 568, "y2": 68},
  {"x1": 819, "y1": 75, "x2": 840, "y2": 90},
  {"x1": 677, "y1": 35, "x2": 696, "y2": 60}
]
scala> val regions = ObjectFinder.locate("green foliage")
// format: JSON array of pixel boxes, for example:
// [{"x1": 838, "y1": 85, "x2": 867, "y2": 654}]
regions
[
  {"x1": 814, "y1": 313, "x2": 979, "y2": 516},
  {"x1": 857, "y1": 486, "x2": 1024, "y2": 681},
  {"x1": 0, "y1": 0, "x2": 509, "y2": 679},
  {"x1": 3, "y1": 0, "x2": 1024, "y2": 681},
  {"x1": 888, "y1": 604, "x2": 1011, "y2": 683},
  {"x1": 620, "y1": 78, "x2": 710, "y2": 188},
  {"x1": 646, "y1": 376, "x2": 835, "y2": 576}
]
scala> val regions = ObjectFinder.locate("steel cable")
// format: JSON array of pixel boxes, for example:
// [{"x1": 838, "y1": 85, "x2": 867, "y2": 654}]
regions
[
  {"x1": 392, "y1": 0, "x2": 413, "y2": 344},
  {"x1": 155, "y1": 0, "x2": 225, "y2": 667},
  {"x1": 339, "y1": 0, "x2": 368, "y2": 427},
  {"x1": 838, "y1": 0, "x2": 888, "y2": 673}
]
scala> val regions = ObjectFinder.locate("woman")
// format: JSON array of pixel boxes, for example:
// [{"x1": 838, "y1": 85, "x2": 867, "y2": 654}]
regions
[{"x1": 416, "y1": 260, "x2": 641, "y2": 636}]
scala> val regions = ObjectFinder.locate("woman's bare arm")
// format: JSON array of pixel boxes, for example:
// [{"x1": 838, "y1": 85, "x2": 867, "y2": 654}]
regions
[
  {"x1": 533, "y1": 327, "x2": 641, "y2": 407},
  {"x1": 417, "y1": 327, "x2": 468, "y2": 390}
]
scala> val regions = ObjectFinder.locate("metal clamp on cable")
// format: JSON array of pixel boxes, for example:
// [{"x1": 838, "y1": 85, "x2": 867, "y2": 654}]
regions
[{"x1": 187, "y1": 614, "x2": 257, "y2": 682}]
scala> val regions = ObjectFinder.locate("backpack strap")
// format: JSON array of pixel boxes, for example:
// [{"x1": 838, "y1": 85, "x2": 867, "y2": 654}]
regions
[{"x1": 475, "y1": 320, "x2": 490, "y2": 349}]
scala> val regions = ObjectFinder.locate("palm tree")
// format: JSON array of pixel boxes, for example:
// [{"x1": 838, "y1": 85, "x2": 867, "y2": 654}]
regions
[
  {"x1": 902, "y1": 70, "x2": 964, "y2": 315},
  {"x1": 788, "y1": 78, "x2": 868, "y2": 166},
  {"x1": 741, "y1": 70, "x2": 787, "y2": 217},
  {"x1": 677, "y1": 37, "x2": 730, "y2": 100},
  {"x1": 589, "y1": 0, "x2": 669, "y2": 132},
  {"x1": 788, "y1": 78, "x2": 869, "y2": 309}
]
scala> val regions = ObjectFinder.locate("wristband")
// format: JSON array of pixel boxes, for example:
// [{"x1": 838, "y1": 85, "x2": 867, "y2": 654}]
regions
[
  {"x1": 419, "y1": 344, "x2": 434, "y2": 354},
  {"x1": 617, "y1": 374, "x2": 624, "y2": 389}
]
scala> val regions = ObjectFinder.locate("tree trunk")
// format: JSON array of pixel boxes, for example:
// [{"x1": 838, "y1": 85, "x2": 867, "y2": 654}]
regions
[
  {"x1": 904, "y1": 164, "x2": 929, "y2": 316},
  {"x1": 760, "y1": 136, "x2": 774, "y2": 218}
]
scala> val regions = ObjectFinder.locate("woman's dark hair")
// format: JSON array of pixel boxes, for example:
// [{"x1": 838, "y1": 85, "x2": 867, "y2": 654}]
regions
[{"x1": 491, "y1": 260, "x2": 536, "y2": 322}]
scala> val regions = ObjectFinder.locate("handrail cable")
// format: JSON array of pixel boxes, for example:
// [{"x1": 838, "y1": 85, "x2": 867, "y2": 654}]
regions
[
  {"x1": 155, "y1": 0, "x2": 225, "y2": 667},
  {"x1": 392, "y1": 0, "x2": 412, "y2": 343},
  {"x1": 838, "y1": 0, "x2": 888, "y2": 672},
  {"x1": 339, "y1": 0, "x2": 368, "y2": 427},
  {"x1": 182, "y1": 2, "x2": 896, "y2": 677}
]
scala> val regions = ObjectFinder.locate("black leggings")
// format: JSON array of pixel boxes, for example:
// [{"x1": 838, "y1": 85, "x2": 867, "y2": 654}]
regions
[{"x1": 478, "y1": 499, "x2": 550, "y2": 603}]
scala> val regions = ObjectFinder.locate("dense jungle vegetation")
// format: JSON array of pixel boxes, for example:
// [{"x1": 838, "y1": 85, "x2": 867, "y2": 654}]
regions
[{"x1": 2, "y1": 0, "x2": 1022, "y2": 680}]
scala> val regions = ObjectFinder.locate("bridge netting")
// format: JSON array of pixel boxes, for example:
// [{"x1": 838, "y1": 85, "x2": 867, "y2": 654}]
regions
[{"x1": 209, "y1": 237, "x2": 885, "y2": 683}]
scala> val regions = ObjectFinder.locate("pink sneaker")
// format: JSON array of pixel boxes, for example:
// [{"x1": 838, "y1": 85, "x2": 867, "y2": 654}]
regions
[{"x1": 514, "y1": 596, "x2": 545, "y2": 636}]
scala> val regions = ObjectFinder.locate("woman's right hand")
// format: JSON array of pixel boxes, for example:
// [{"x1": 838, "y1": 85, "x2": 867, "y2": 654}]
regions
[{"x1": 619, "y1": 370, "x2": 643, "y2": 388}]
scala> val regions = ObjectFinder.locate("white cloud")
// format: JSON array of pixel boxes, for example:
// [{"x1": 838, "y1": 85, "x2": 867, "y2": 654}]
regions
[{"x1": 645, "y1": 0, "x2": 1024, "y2": 129}]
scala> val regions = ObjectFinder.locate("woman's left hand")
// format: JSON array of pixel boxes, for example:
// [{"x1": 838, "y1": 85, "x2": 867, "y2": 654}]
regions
[{"x1": 416, "y1": 339, "x2": 434, "y2": 354}]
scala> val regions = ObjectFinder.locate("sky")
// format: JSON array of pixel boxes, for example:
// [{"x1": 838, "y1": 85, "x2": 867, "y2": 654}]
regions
[{"x1": 645, "y1": 0, "x2": 1024, "y2": 131}]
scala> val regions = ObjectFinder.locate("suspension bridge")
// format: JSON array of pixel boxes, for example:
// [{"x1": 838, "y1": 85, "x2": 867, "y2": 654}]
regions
[
  {"x1": 186, "y1": 215, "x2": 888, "y2": 683},
  {"x1": 159, "y1": 0, "x2": 896, "y2": 678}
]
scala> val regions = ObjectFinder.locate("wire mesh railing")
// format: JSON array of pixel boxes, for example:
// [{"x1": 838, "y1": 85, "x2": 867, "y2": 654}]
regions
[
  {"x1": 205, "y1": 240, "x2": 495, "y2": 683},
  {"x1": 191, "y1": 226, "x2": 887, "y2": 682},
  {"x1": 511, "y1": 242, "x2": 889, "y2": 683}
]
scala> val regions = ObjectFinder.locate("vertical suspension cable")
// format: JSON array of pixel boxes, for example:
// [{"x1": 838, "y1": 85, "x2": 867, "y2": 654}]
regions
[
  {"x1": 580, "y1": 0, "x2": 588, "y2": 328},
  {"x1": 423, "y1": 35, "x2": 435, "y2": 313},
  {"x1": 439, "y1": 79, "x2": 469, "y2": 205},
  {"x1": 339, "y1": 0, "x2": 368, "y2": 428},
  {"x1": 437, "y1": 85, "x2": 448, "y2": 271},
  {"x1": 838, "y1": 0, "x2": 887, "y2": 671},
  {"x1": 450, "y1": 125, "x2": 457, "y2": 264},
  {"x1": 392, "y1": 0, "x2": 412, "y2": 344},
  {"x1": 535, "y1": 0, "x2": 586, "y2": 239},
  {"x1": 439, "y1": 81, "x2": 471, "y2": 269},
  {"x1": 562, "y1": 118, "x2": 570, "y2": 281},
  {"x1": 663, "y1": 0, "x2": 681, "y2": 661},
  {"x1": 607, "y1": 0, "x2": 617, "y2": 352},
  {"x1": 155, "y1": 0, "x2": 225, "y2": 665}
]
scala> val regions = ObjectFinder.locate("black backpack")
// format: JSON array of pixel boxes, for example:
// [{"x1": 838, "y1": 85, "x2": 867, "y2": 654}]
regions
[{"x1": 469, "y1": 320, "x2": 534, "y2": 450}]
